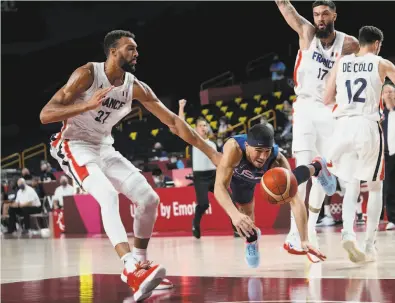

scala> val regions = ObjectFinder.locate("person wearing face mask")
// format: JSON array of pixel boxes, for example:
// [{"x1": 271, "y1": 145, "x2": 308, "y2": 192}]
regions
[
  {"x1": 21, "y1": 168, "x2": 33, "y2": 184},
  {"x1": 53, "y1": 175, "x2": 76, "y2": 209},
  {"x1": 6, "y1": 178, "x2": 41, "y2": 234},
  {"x1": 270, "y1": 55, "x2": 286, "y2": 91},
  {"x1": 40, "y1": 162, "x2": 57, "y2": 183}
]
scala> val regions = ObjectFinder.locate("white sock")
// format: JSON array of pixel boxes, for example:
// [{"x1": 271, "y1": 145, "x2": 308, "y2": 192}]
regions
[
  {"x1": 356, "y1": 196, "x2": 363, "y2": 214},
  {"x1": 132, "y1": 247, "x2": 147, "y2": 262},
  {"x1": 121, "y1": 252, "x2": 137, "y2": 273},
  {"x1": 308, "y1": 179, "x2": 326, "y2": 232},
  {"x1": 341, "y1": 180, "x2": 360, "y2": 235},
  {"x1": 291, "y1": 151, "x2": 313, "y2": 234},
  {"x1": 365, "y1": 183, "x2": 383, "y2": 245},
  {"x1": 324, "y1": 205, "x2": 331, "y2": 217}
]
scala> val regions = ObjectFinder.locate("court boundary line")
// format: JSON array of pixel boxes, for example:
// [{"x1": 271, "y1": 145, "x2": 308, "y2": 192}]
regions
[{"x1": 214, "y1": 300, "x2": 380, "y2": 303}]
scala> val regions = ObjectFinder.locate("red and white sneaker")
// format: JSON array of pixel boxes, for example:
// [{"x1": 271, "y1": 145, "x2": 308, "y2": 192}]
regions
[
  {"x1": 121, "y1": 264, "x2": 173, "y2": 291},
  {"x1": 154, "y1": 278, "x2": 174, "y2": 290},
  {"x1": 121, "y1": 261, "x2": 166, "y2": 301}
]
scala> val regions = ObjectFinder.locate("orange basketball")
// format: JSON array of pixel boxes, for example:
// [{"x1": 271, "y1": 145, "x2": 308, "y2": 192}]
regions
[{"x1": 260, "y1": 167, "x2": 298, "y2": 204}]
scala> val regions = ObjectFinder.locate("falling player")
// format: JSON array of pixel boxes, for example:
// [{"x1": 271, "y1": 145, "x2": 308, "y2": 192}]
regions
[
  {"x1": 214, "y1": 123, "x2": 332, "y2": 268},
  {"x1": 324, "y1": 25, "x2": 395, "y2": 262},
  {"x1": 39, "y1": 30, "x2": 221, "y2": 301},
  {"x1": 275, "y1": 0, "x2": 359, "y2": 262}
]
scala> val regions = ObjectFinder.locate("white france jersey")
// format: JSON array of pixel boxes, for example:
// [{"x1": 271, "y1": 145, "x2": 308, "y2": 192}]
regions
[
  {"x1": 55, "y1": 62, "x2": 134, "y2": 145},
  {"x1": 333, "y1": 53, "x2": 383, "y2": 121},
  {"x1": 294, "y1": 31, "x2": 345, "y2": 102}
]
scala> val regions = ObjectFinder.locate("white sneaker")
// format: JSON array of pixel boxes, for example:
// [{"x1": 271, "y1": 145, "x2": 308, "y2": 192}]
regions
[
  {"x1": 341, "y1": 231, "x2": 366, "y2": 263},
  {"x1": 386, "y1": 222, "x2": 395, "y2": 230},
  {"x1": 316, "y1": 216, "x2": 335, "y2": 227},
  {"x1": 283, "y1": 231, "x2": 304, "y2": 255},
  {"x1": 307, "y1": 230, "x2": 321, "y2": 263},
  {"x1": 364, "y1": 243, "x2": 377, "y2": 263}
]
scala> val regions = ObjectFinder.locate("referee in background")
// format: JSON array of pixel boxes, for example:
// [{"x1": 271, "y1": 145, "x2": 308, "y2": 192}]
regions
[
  {"x1": 382, "y1": 82, "x2": 395, "y2": 230},
  {"x1": 179, "y1": 99, "x2": 217, "y2": 239}
]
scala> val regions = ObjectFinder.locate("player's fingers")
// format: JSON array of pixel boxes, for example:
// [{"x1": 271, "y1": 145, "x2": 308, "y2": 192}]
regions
[
  {"x1": 308, "y1": 247, "x2": 327, "y2": 261},
  {"x1": 235, "y1": 226, "x2": 245, "y2": 239},
  {"x1": 240, "y1": 220, "x2": 252, "y2": 236}
]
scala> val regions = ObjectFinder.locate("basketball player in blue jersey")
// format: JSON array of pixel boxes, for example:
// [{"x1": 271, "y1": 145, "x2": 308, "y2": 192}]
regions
[{"x1": 214, "y1": 124, "x2": 335, "y2": 268}]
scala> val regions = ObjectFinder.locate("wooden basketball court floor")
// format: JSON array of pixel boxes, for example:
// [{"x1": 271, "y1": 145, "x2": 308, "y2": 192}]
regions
[{"x1": 1, "y1": 226, "x2": 395, "y2": 303}]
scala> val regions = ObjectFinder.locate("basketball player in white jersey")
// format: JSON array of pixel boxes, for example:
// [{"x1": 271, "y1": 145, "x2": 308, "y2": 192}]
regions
[
  {"x1": 39, "y1": 30, "x2": 221, "y2": 301},
  {"x1": 324, "y1": 25, "x2": 395, "y2": 262},
  {"x1": 276, "y1": 0, "x2": 359, "y2": 262}
]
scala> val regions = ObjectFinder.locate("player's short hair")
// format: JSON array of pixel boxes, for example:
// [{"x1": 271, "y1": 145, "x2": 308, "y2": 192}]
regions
[
  {"x1": 383, "y1": 82, "x2": 395, "y2": 89},
  {"x1": 312, "y1": 1, "x2": 336, "y2": 11},
  {"x1": 358, "y1": 26, "x2": 384, "y2": 46},
  {"x1": 103, "y1": 30, "x2": 135, "y2": 57},
  {"x1": 247, "y1": 123, "x2": 274, "y2": 148},
  {"x1": 196, "y1": 117, "x2": 207, "y2": 124}
]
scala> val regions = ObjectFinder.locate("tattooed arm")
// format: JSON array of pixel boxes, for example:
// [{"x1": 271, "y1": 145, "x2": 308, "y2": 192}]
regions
[
  {"x1": 275, "y1": 0, "x2": 315, "y2": 49},
  {"x1": 342, "y1": 35, "x2": 360, "y2": 55}
]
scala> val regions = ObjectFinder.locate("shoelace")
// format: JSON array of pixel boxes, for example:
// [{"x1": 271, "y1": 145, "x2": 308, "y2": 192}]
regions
[
  {"x1": 133, "y1": 260, "x2": 153, "y2": 277},
  {"x1": 247, "y1": 242, "x2": 257, "y2": 256},
  {"x1": 135, "y1": 260, "x2": 153, "y2": 270}
]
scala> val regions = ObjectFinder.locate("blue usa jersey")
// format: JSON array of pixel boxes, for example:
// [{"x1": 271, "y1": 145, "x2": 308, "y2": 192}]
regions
[{"x1": 229, "y1": 134, "x2": 279, "y2": 185}]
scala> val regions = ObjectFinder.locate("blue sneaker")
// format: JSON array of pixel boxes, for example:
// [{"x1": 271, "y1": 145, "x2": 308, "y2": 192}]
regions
[
  {"x1": 245, "y1": 241, "x2": 260, "y2": 268},
  {"x1": 245, "y1": 228, "x2": 261, "y2": 268},
  {"x1": 313, "y1": 157, "x2": 337, "y2": 196}
]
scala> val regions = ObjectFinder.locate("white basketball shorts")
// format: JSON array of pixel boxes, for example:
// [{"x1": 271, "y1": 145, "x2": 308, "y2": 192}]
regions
[
  {"x1": 50, "y1": 136, "x2": 139, "y2": 188},
  {"x1": 326, "y1": 116, "x2": 385, "y2": 183},
  {"x1": 292, "y1": 99, "x2": 334, "y2": 156}
]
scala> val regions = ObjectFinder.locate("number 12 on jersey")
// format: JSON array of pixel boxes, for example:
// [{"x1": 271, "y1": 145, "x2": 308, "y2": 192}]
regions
[{"x1": 345, "y1": 78, "x2": 367, "y2": 104}]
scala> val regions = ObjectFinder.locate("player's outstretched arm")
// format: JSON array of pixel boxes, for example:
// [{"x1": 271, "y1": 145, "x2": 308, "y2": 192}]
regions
[
  {"x1": 214, "y1": 139, "x2": 255, "y2": 237},
  {"x1": 324, "y1": 57, "x2": 342, "y2": 106},
  {"x1": 275, "y1": 0, "x2": 314, "y2": 48},
  {"x1": 178, "y1": 99, "x2": 187, "y2": 120},
  {"x1": 40, "y1": 63, "x2": 113, "y2": 124},
  {"x1": 134, "y1": 80, "x2": 222, "y2": 166}
]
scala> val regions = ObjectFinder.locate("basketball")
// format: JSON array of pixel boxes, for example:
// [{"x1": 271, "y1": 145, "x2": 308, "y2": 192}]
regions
[{"x1": 260, "y1": 167, "x2": 298, "y2": 204}]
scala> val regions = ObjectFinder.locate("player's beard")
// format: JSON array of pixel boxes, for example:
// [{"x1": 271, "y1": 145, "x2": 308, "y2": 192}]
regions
[
  {"x1": 121, "y1": 62, "x2": 136, "y2": 73},
  {"x1": 314, "y1": 21, "x2": 334, "y2": 39}
]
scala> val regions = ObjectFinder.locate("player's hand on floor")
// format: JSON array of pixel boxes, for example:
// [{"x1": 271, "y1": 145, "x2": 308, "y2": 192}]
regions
[
  {"x1": 301, "y1": 241, "x2": 327, "y2": 261},
  {"x1": 86, "y1": 86, "x2": 114, "y2": 110},
  {"x1": 231, "y1": 212, "x2": 255, "y2": 238}
]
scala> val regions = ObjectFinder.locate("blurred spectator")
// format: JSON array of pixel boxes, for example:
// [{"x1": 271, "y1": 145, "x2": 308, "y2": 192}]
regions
[
  {"x1": 280, "y1": 101, "x2": 293, "y2": 139},
  {"x1": 7, "y1": 178, "x2": 41, "y2": 234},
  {"x1": 168, "y1": 155, "x2": 185, "y2": 170},
  {"x1": 259, "y1": 116, "x2": 274, "y2": 133},
  {"x1": 217, "y1": 116, "x2": 232, "y2": 148},
  {"x1": 31, "y1": 177, "x2": 45, "y2": 200},
  {"x1": 21, "y1": 168, "x2": 33, "y2": 183},
  {"x1": 1, "y1": 185, "x2": 10, "y2": 232},
  {"x1": 40, "y1": 162, "x2": 56, "y2": 182},
  {"x1": 151, "y1": 142, "x2": 168, "y2": 160},
  {"x1": 270, "y1": 55, "x2": 286, "y2": 91},
  {"x1": 152, "y1": 168, "x2": 173, "y2": 188},
  {"x1": 53, "y1": 175, "x2": 75, "y2": 209},
  {"x1": 382, "y1": 83, "x2": 395, "y2": 230}
]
